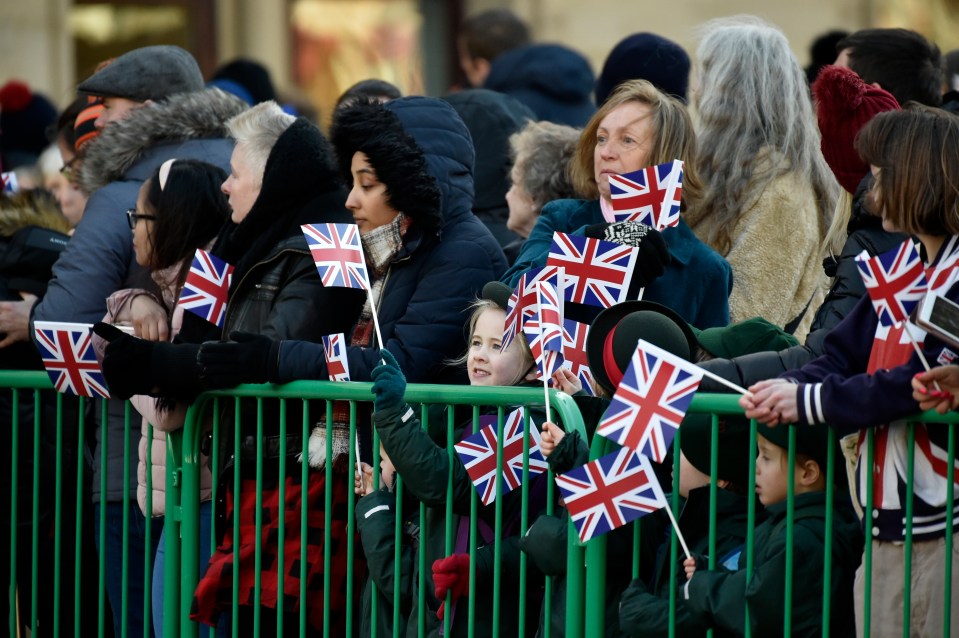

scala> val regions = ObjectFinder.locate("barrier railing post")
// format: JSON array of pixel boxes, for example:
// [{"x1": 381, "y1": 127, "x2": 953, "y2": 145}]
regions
[{"x1": 164, "y1": 427, "x2": 184, "y2": 638}]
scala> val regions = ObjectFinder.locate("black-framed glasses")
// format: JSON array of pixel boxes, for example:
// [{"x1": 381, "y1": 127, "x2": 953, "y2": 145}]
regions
[{"x1": 126, "y1": 208, "x2": 157, "y2": 230}]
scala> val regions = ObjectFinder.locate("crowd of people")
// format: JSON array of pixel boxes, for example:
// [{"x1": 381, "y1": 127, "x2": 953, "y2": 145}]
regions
[{"x1": 2, "y1": 7, "x2": 959, "y2": 637}]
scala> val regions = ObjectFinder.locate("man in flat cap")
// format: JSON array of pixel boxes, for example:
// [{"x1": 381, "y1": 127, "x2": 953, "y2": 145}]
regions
[{"x1": 30, "y1": 44, "x2": 246, "y2": 638}]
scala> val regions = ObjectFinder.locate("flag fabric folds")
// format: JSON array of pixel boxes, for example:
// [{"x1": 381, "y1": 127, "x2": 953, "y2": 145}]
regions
[
  {"x1": 556, "y1": 447, "x2": 668, "y2": 542},
  {"x1": 503, "y1": 265, "x2": 563, "y2": 352},
  {"x1": 855, "y1": 240, "x2": 929, "y2": 327},
  {"x1": 301, "y1": 223, "x2": 371, "y2": 290},
  {"x1": 454, "y1": 409, "x2": 547, "y2": 505},
  {"x1": 177, "y1": 249, "x2": 234, "y2": 328},
  {"x1": 35, "y1": 321, "x2": 110, "y2": 398},
  {"x1": 596, "y1": 339, "x2": 704, "y2": 463},
  {"x1": 608, "y1": 160, "x2": 684, "y2": 229},
  {"x1": 322, "y1": 333, "x2": 351, "y2": 382},
  {"x1": 560, "y1": 319, "x2": 595, "y2": 395},
  {"x1": 547, "y1": 232, "x2": 638, "y2": 308}
]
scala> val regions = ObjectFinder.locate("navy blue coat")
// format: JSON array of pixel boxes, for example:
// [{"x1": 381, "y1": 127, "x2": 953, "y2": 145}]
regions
[
  {"x1": 502, "y1": 198, "x2": 733, "y2": 329},
  {"x1": 278, "y1": 97, "x2": 507, "y2": 383}
]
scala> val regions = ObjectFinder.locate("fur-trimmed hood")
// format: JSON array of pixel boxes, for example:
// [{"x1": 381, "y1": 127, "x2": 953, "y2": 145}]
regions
[
  {"x1": 79, "y1": 88, "x2": 247, "y2": 193},
  {"x1": 0, "y1": 189, "x2": 71, "y2": 237},
  {"x1": 330, "y1": 96, "x2": 475, "y2": 237}
]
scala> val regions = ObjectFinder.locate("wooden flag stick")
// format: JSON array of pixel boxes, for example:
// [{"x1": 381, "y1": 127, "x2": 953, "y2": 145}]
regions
[
  {"x1": 543, "y1": 374, "x2": 552, "y2": 424},
  {"x1": 699, "y1": 368, "x2": 753, "y2": 398},
  {"x1": 662, "y1": 499, "x2": 692, "y2": 559}
]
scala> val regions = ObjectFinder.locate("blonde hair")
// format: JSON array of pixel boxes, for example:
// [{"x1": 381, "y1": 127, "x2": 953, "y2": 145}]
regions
[
  {"x1": 225, "y1": 101, "x2": 296, "y2": 188},
  {"x1": 452, "y1": 299, "x2": 535, "y2": 383},
  {"x1": 570, "y1": 79, "x2": 702, "y2": 206}
]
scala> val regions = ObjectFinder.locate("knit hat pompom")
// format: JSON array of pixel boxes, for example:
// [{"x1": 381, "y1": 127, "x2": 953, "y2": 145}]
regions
[
  {"x1": 813, "y1": 65, "x2": 900, "y2": 193},
  {"x1": 0, "y1": 81, "x2": 33, "y2": 112}
]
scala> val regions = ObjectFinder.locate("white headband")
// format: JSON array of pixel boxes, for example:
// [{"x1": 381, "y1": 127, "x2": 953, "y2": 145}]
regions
[{"x1": 158, "y1": 158, "x2": 176, "y2": 191}]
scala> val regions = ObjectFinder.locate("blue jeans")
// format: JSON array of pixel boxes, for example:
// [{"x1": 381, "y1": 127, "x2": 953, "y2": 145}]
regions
[
  {"x1": 152, "y1": 501, "x2": 213, "y2": 637},
  {"x1": 93, "y1": 501, "x2": 163, "y2": 637}
]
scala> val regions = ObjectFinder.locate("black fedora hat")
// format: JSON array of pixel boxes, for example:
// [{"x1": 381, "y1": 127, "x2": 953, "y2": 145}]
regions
[{"x1": 586, "y1": 300, "x2": 699, "y2": 395}]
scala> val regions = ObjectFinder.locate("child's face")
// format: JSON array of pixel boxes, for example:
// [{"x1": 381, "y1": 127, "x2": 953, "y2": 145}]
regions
[
  {"x1": 468, "y1": 308, "x2": 530, "y2": 387},
  {"x1": 755, "y1": 435, "x2": 790, "y2": 506},
  {"x1": 676, "y1": 451, "x2": 711, "y2": 499}
]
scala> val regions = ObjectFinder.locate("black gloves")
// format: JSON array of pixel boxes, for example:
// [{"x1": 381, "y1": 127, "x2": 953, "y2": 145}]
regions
[
  {"x1": 583, "y1": 221, "x2": 670, "y2": 289},
  {"x1": 93, "y1": 322, "x2": 158, "y2": 400},
  {"x1": 92, "y1": 322, "x2": 204, "y2": 402},
  {"x1": 517, "y1": 514, "x2": 568, "y2": 577},
  {"x1": 370, "y1": 349, "x2": 406, "y2": 413},
  {"x1": 197, "y1": 331, "x2": 280, "y2": 389}
]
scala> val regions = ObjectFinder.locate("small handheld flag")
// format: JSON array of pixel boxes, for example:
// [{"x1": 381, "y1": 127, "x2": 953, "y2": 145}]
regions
[
  {"x1": 561, "y1": 319, "x2": 594, "y2": 396},
  {"x1": 608, "y1": 160, "x2": 684, "y2": 229},
  {"x1": 556, "y1": 447, "x2": 668, "y2": 543},
  {"x1": 35, "y1": 321, "x2": 110, "y2": 398},
  {"x1": 301, "y1": 223, "x2": 371, "y2": 290},
  {"x1": 855, "y1": 240, "x2": 928, "y2": 327},
  {"x1": 502, "y1": 265, "x2": 563, "y2": 352},
  {"x1": 454, "y1": 409, "x2": 547, "y2": 505},
  {"x1": 322, "y1": 333, "x2": 351, "y2": 382},
  {"x1": 596, "y1": 339, "x2": 704, "y2": 462},
  {"x1": 547, "y1": 232, "x2": 637, "y2": 308},
  {"x1": 177, "y1": 249, "x2": 233, "y2": 328}
]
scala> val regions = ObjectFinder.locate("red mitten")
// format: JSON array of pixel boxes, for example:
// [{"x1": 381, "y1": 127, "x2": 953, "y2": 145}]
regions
[{"x1": 432, "y1": 554, "x2": 471, "y2": 602}]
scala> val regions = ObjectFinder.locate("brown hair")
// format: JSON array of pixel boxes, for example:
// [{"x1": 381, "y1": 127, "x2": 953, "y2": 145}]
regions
[
  {"x1": 855, "y1": 108, "x2": 959, "y2": 237},
  {"x1": 570, "y1": 79, "x2": 701, "y2": 205}
]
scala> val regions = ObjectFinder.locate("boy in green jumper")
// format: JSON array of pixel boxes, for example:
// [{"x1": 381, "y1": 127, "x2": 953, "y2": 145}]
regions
[{"x1": 682, "y1": 422, "x2": 863, "y2": 637}]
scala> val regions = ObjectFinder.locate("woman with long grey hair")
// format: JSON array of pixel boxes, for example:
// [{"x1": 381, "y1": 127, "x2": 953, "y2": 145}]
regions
[{"x1": 685, "y1": 16, "x2": 838, "y2": 339}]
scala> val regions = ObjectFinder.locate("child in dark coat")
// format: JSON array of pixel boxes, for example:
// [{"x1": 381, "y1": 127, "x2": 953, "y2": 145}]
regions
[{"x1": 682, "y1": 422, "x2": 862, "y2": 637}]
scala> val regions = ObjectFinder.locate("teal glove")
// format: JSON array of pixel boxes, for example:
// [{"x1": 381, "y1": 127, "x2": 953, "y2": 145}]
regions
[{"x1": 370, "y1": 349, "x2": 406, "y2": 412}]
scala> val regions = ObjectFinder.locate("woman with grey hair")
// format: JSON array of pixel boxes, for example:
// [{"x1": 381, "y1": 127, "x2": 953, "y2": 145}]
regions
[
  {"x1": 685, "y1": 16, "x2": 838, "y2": 339},
  {"x1": 95, "y1": 100, "x2": 366, "y2": 634},
  {"x1": 504, "y1": 120, "x2": 580, "y2": 259}
]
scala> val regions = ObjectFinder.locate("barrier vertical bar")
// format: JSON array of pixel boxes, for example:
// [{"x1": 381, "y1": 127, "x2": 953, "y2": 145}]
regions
[
  {"x1": 784, "y1": 423, "x2": 796, "y2": 637},
  {"x1": 945, "y1": 422, "x2": 955, "y2": 637},
  {"x1": 54, "y1": 393, "x2": 63, "y2": 637},
  {"x1": 323, "y1": 400, "x2": 333, "y2": 638},
  {"x1": 822, "y1": 428, "x2": 836, "y2": 637},
  {"x1": 122, "y1": 401, "x2": 132, "y2": 638},
  {"x1": 276, "y1": 400, "x2": 286, "y2": 635},
  {"x1": 299, "y1": 400, "x2": 308, "y2": 638},
  {"x1": 75, "y1": 396, "x2": 87, "y2": 638},
  {"x1": 668, "y1": 430, "x2": 680, "y2": 638},
  {"x1": 744, "y1": 418, "x2": 757, "y2": 638},
  {"x1": 167, "y1": 425, "x2": 185, "y2": 638},
  {"x1": 144, "y1": 422, "x2": 153, "y2": 638},
  {"x1": 253, "y1": 398, "x2": 264, "y2": 636},
  {"x1": 863, "y1": 429, "x2": 874, "y2": 638},
  {"x1": 31, "y1": 390, "x2": 39, "y2": 635},
  {"x1": 99, "y1": 402, "x2": 108, "y2": 636},
  {"x1": 9, "y1": 388, "x2": 18, "y2": 638},
  {"x1": 346, "y1": 400, "x2": 358, "y2": 637},
  {"x1": 232, "y1": 397, "x2": 241, "y2": 637},
  {"x1": 903, "y1": 423, "x2": 915, "y2": 637}
]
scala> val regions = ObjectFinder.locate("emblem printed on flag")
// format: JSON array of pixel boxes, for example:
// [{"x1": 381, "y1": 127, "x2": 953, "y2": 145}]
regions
[
  {"x1": 561, "y1": 319, "x2": 594, "y2": 395},
  {"x1": 301, "y1": 223, "x2": 370, "y2": 290},
  {"x1": 547, "y1": 232, "x2": 638, "y2": 308},
  {"x1": 855, "y1": 240, "x2": 928, "y2": 326},
  {"x1": 177, "y1": 249, "x2": 234, "y2": 327},
  {"x1": 502, "y1": 265, "x2": 563, "y2": 351},
  {"x1": 34, "y1": 322, "x2": 110, "y2": 398},
  {"x1": 596, "y1": 339, "x2": 704, "y2": 462},
  {"x1": 556, "y1": 447, "x2": 668, "y2": 542},
  {"x1": 608, "y1": 160, "x2": 684, "y2": 229},
  {"x1": 322, "y1": 333, "x2": 351, "y2": 382},
  {"x1": 454, "y1": 408, "x2": 547, "y2": 505}
]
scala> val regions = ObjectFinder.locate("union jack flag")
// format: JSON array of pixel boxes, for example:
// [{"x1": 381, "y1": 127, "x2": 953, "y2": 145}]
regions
[
  {"x1": 556, "y1": 447, "x2": 668, "y2": 542},
  {"x1": 547, "y1": 232, "x2": 638, "y2": 308},
  {"x1": 301, "y1": 223, "x2": 370, "y2": 290},
  {"x1": 322, "y1": 333, "x2": 350, "y2": 381},
  {"x1": 524, "y1": 319, "x2": 565, "y2": 380},
  {"x1": 561, "y1": 319, "x2": 594, "y2": 395},
  {"x1": 502, "y1": 265, "x2": 563, "y2": 351},
  {"x1": 454, "y1": 409, "x2": 547, "y2": 505},
  {"x1": 34, "y1": 322, "x2": 110, "y2": 398},
  {"x1": 596, "y1": 339, "x2": 703, "y2": 462},
  {"x1": 177, "y1": 249, "x2": 233, "y2": 328},
  {"x1": 1, "y1": 171, "x2": 19, "y2": 193},
  {"x1": 856, "y1": 240, "x2": 928, "y2": 326},
  {"x1": 608, "y1": 160, "x2": 684, "y2": 229}
]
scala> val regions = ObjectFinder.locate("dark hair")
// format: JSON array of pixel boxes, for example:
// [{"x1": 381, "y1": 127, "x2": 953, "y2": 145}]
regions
[
  {"x1": 837, "y1": 28, "x2": 943, "y2": 107},
  {"x1": 334, "y1": 79, "x2": 402, "y2": 113},
  {"x1": 141, "y1": 159, "x2": 230, "y2": 281},
  {"x1": 51, "y1": 97, "x2": 87, "y2": 149},
  {"x1": 855, "y1": 108, "x2": 959, "y2": 237},
  {"x1": 459, "y1": 9, "x2": 530, "y2": 62},
  {"x1": 805, "y1": 29, "x2": 849, "y2": 84}
]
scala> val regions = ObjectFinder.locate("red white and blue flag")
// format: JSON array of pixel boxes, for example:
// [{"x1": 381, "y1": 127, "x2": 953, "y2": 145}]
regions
[
  {"x1": 561, "y1": 319, "x2": 595, "y2": 396},
  {"x1": 856, "y1": 240, "x2": 928, "y2": 327},
  {"x1": 608, "y1": 160, "x2": 684, "y2": 229},
  {"x1": 177, "y1": 249, "x2": 233, "y2": 328},
  {"x1": 34, "y1": 322, "x2": 110, "y2": 398},
  {"x1": 322, "y1": 333, "x2": 351, "y2": 382},
  {"x1": 503, "y1": 265, "x2": 563, "y2": 351},
  {"x1": 547, "y1": 232, "x2": 637, "y2": 308},
  {"x1": 301, "y1": 223, "x2": 370, "y2": 290},
  {"x1": 556, "y1": 447, "x2": 668, "y2": 542},
  {"x1": 596, "y1": 339, "x2": 703, "y2": 462},
  {"x1": 454, "y1": 408, "x2": 547, "y2": 505}
]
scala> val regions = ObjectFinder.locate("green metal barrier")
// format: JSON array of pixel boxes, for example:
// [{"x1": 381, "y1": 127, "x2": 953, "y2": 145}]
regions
[{"x1": 3, "y1": 368, "x2": 958, "y2": 637}]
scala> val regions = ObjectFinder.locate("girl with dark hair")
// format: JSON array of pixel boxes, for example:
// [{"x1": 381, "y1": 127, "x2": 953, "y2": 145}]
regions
[{"x1": 95, "y1": 157, "x2": 230, "y2": 636}]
